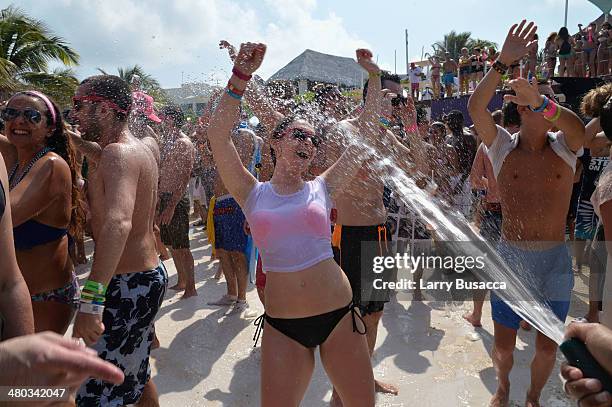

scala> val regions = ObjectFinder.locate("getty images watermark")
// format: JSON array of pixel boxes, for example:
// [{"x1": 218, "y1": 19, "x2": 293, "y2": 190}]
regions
[{"x1": 372, "y1": 252, "x2": 507, "y2": 291}]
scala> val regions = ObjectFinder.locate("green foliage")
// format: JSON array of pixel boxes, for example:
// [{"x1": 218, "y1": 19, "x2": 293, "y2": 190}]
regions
[
  {"x1": 0, "y1": 5, "x2": 79, "y2": 105},
  {"x1": 97, "y1": 65, "x2": 169, "y2": 105},
  {"x1": 431, "y1": 31, "x2": 497, "y2": 61}
]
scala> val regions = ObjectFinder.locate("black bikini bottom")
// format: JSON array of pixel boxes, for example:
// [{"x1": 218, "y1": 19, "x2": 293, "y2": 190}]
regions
[{"x1": 253, "y1": 302, "x2": 366, "y2": 348}]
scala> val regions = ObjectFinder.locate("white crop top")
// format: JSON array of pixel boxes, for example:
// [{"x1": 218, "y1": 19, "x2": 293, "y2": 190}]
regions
[
  {"x1": 487, "y1": 125, "x2": 583, "y2": 179},
  {"x1": 243, "y1": 176, "x2": 334, "y2": 272}
]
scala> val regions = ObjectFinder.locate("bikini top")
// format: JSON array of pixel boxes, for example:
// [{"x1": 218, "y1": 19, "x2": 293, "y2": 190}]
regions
[
  {"x1": 486, "y1": 125, "x2": 582, "y2": 179},
  {"x1": 243, "y1": 176, "x2": 334, "y2": 272},
  {"x1": 13, "y1": 220, "x2": 68, "y2": 251},
  {"x1": 8, "y1": 148, "x2": 68, "y2": 250}
]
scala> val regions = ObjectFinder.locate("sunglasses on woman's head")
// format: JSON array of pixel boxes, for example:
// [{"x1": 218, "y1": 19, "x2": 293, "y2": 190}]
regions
[
  {"x1": 1, "y1": 107, "x2": 43, "y2": 124},
  {"x1": 290, "y1": 128, "x2": 321, "y2": 148}
]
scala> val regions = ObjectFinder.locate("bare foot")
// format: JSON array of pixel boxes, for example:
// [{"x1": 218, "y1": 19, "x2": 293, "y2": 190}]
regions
[
  {"x1": 329, "y1": 391, "x2": 343, "y2": 407},
  {"x1": 169, "y1": 284, "x2": 185, "y2": 291},
  {"x1": 525, "y1": 391, "x2": 541, "y2": 407},
  {"x1": 151, "y1": 334, "x2": 160, "y2": 350},
  {"x1": 463, "y1": 312, "x2": 482, "y2": 327},
  {"x1": 375, "y1": 380, "x2": 398, "y2": 395},
  {"x1": 181, "y1": 288, "x2": 198, "y2": 299},
  {"x1": 489, "y1": 390, "x2": 509, "y2": 407},
  {"x1": 520, "y1": 320, "x2": 532, "y2": 331}
]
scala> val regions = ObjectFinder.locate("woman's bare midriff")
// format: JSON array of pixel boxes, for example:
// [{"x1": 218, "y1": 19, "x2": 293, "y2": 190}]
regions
[
  {"x1": 264, "y1": 258, "x2": 353, "y2": 318},
  {"x1": 17, "y1": 236, "x2": 72, "y2": 295}
]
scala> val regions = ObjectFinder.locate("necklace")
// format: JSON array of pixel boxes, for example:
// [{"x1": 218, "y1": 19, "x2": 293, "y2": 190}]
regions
[{"x1": 8, "y1": 147, "x2": 52, "y2": 191}]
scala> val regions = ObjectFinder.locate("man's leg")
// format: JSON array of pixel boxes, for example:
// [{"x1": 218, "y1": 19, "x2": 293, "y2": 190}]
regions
[
  {"x1": 175, "y1": 248, "x2": 197, "y2": 298},
  {"x1": 169, "y1": 248, "x2": 185, "y2": 290},
  {"x1": 491, "y1": 321, "x2": 517, "y2": 406},
  {"x1": 208, "y1": 248, "x2": 238, "y2": 305},
  {"x1": 464, "y1": 289, "x2": 486, "y2": 327},
  {"x1": 524, "y1": 332, "x2": 557, "y2": 406},
  {"x1": 138, "y1": 379, "x2": 160, "y2": 407},
  {"x1": 230, "y1": 251, "x2": 248, "y2": 302}
]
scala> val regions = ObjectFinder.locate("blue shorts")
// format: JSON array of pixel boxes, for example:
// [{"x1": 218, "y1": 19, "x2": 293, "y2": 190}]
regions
[
  {"x1": 213, "y1": 196, "x2": 247, "y2": 252},
  {"x1": 442, "y1": 72, "x2": 454, "y2": 85},
  {"x1": 490, "y1": 242, "x2": 573, "y2": 330}
]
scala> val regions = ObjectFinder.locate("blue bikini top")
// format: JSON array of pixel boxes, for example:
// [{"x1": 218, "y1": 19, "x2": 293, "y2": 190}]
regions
[{"x1": 13, "y1": 220, "x2": 67, "y2": 251}]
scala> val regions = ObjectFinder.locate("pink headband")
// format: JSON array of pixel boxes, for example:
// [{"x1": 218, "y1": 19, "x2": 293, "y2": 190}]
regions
[{"x1": 12, "y1": 91, "x2": 57, "y2": 125}]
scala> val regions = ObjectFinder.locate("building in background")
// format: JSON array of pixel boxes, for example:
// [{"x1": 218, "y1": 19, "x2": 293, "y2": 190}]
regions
[{"x1": 164, "y1": 82, "x2": 218, "y2": 115}]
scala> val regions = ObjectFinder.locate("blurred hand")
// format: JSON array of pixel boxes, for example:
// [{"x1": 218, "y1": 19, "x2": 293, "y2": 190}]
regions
[
  {"x1": 356, "y1": 49, "x2": 380, "y2": 74},
  {"x1": 233, "y1": 42, "x2": 267, "y2": 76},
  {"x1": 73, "y1": 312, "x2": 105, "y2": 346},
  {"x1": 0, "y1": 332, "x2": 123, "y2": 392},
  {"x1": 503, "y1": 77, "x2": 542, "y2": 108}
]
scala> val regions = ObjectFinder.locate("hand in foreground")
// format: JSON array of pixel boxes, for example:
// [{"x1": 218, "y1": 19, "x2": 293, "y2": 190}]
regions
[
  {"x1": 561, "y1": 322, "x2": 612, "y2": 406},
  {"x1": 498, "y1": 20, "x2": 537, "y2": 65},
  {"x1": 503, "y1": 77, "x2": 542, "y2": 108},
  {"x1": 0, "y1": 332, "x2": 123, "y2": 388},
  {"x1": 233, "y1": 42, "x2": 267, "y2": 77},
  {"x1": 356, "y1": 49, "x2": 380, "y2": 74},
  {"x1": 73, "y1": 312, "x2": 105, "y2": 346}
]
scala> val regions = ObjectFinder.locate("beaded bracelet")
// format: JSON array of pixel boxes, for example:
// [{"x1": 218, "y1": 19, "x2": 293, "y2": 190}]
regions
[
  {"x1": 492, "y1": 60, "x2": 507, "y2": 75},
  {"x1": 232, "y1": 67, "x2": 252, "y2": 81}
]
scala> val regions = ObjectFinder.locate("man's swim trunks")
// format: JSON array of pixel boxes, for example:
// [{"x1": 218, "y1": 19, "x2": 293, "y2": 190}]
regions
[
  {"x1": 76, "y1": 264, "x2": 168, "y2": 406},
  {"x1": 213, "y1": 195, "x2": 247, "y2": 252}
]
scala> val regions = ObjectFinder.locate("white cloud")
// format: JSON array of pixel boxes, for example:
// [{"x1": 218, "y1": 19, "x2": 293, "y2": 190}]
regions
[{"x1": 13, "y1": 0, "x2": 370, "y2": 86}]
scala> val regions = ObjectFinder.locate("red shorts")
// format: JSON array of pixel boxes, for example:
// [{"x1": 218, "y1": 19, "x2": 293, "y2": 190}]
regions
[{"x1": 255, "y1": 254, "x2": 266, "y2": 289}]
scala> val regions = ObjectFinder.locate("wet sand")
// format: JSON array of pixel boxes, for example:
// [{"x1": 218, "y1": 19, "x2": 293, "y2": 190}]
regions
[{"x1": 75, "y1": 222, "x2": 584, "y2": 406}]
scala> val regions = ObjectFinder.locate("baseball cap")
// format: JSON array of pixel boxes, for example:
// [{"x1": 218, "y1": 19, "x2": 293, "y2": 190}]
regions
[{"x1": 132, "y1": 90, "x2": 161, "y2": 123}]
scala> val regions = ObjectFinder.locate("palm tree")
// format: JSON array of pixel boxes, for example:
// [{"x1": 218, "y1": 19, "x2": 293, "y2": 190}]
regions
[
  {"x1": 0, "y1": 5, "x2": 79, "y2": 103},
  {"x1": 432, "y1": 31, "x2": 473, "y2": 60},
  {"x1": 432, "y1": 31, "x2": 498, "y2": 60},
  {"x1": 97, "y1": 65, "x2": 169, "y2": 104}
]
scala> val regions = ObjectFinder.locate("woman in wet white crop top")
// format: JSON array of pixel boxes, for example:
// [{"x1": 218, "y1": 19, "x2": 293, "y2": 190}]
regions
[{"x1": 206, "y1": 42, "x2": 389, "y2": 407}]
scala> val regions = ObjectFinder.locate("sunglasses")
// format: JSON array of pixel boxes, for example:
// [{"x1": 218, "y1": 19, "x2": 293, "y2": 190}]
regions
[
  {"x1": 1, "y1": 107, "x2": 43, "y2": 124},
  {"x1": 72, "y1": 95, "x2": 129, "y2": 114},
  {"x1": 288, "y1": 128, "x2": 321, "y2": 148}
]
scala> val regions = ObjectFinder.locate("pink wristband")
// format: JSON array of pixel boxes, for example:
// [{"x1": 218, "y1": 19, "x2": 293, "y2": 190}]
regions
[{"x1": 542, "y1": 99, "x2": 558, "y2": 120}]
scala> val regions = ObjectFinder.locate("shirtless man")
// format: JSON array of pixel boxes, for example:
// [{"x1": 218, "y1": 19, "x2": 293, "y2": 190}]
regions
[
  {"x1": 157, "y1": 105, "x2": 196, "y2": 299},
  {"x1": 326, "y1": 72, "x2": 430, "y2": 405},
  {"x1": 442, "y1": 52, "x2": 458, "y2": 98},
  {"x1": 70, "y1": 75, "x2": 168, "y2": 407},
  {"x1": 468, "y1": 21, "x2": 586, "y2": 407}
]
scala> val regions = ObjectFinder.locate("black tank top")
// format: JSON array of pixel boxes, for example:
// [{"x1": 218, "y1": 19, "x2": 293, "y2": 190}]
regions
[{"x1": 0, "y1": 179, "x2": 5, "y2": 221}]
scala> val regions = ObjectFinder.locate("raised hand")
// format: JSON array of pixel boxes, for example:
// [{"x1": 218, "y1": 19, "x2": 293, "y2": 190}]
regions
[
  {"x1": 498, "y1": 20, "x2": 537, "y2": 65},
  {"x1": 233, "y1": 42, "x2": 267, "y2": 77},
  {"x1": 356, "y1": 49, "x2": 380, "y2": 74},
  {"x1": 219, "y1": 40, "x2": 237, "y2": 62},
  {"x1": 503, "y1": 77, "x2": 542, "y2": 108}
]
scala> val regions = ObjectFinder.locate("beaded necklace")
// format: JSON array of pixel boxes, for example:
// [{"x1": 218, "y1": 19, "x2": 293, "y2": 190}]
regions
[{"x1": 8, "y1": 147, "x2": 52, "y2": 191}]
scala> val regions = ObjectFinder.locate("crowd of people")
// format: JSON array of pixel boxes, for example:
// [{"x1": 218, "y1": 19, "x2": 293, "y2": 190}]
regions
[{"x1": 0, "y1": 17, "x2": 611, "y2": 407}]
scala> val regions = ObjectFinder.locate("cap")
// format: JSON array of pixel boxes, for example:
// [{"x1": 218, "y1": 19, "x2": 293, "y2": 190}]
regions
[{"x1": 132, "y1": 91, "x2": 161, "y2": 123}]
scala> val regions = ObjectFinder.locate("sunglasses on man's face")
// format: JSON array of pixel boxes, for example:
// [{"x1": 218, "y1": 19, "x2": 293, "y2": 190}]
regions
[
  {"x1": 289, "y1": 128, "x2": 321, "y2": 148},
  {"x1": 1, "y1": 107, "x2": 43, "y2": 124}
]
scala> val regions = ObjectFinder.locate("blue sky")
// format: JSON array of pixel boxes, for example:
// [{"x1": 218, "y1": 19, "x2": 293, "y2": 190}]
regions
[{"x1": 11, "y1": 0, "x2": 608, "y2": 88}]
